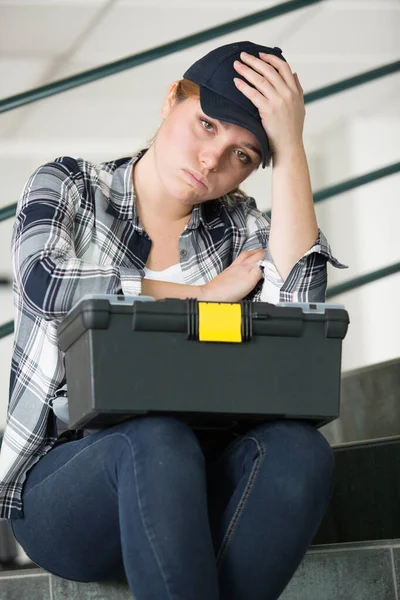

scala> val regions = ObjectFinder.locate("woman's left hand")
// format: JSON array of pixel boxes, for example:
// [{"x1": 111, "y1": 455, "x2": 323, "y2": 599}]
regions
[{"x1": 233, "y1": 51, "x2": 305, "y2": 156}]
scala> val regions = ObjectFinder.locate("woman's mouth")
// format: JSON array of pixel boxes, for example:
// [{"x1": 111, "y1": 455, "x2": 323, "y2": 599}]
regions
[{"x1": 182, "y1": 168, "x2": 208, "y2": 190}]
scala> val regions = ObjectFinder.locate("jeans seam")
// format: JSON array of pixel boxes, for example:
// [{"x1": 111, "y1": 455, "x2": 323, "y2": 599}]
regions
[{"x1": 215, "y1": 432, "x2": 266, "y2": 569}]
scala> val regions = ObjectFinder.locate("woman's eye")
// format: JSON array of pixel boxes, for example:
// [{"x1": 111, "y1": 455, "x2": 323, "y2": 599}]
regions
[
  {"x1": 199, "y1": 119, "x2": 252, "y2": 164},
  {"x1": 201, "y1": 119, "x2": 214, "y2": 132},
  {"x1": 235, "y1": 150, "x2": 251, "y2": 164}
]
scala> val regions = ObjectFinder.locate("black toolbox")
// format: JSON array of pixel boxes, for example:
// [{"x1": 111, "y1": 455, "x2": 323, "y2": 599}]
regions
[{"x1": 58, "y1": 295, "x2": 349, "y2": 433}]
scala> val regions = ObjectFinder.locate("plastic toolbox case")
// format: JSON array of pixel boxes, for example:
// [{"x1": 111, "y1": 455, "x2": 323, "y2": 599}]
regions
[{"x1": 58, "y1": 295, "x2": 349, "y2": 433}]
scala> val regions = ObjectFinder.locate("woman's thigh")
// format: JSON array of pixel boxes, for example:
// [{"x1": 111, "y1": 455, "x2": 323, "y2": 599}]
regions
[
  {"x1": 9, "y1": 415, "x2": 213, "y2": 582},
  {"x1": 9, "y1": 426, "x2": 129, "y2": 581}
]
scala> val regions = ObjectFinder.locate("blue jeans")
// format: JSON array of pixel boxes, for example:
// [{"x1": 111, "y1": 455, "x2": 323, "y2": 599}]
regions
[{"x1": 9, "y1": 416, "x2": 334, "y2": 600}]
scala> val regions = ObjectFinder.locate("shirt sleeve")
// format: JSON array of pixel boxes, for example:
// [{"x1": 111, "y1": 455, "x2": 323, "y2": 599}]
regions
[
  {"x1": 240, "y1": 201, "x2": 347, "y2": 304},
  {"x1": 12, "y1": 160, "x2": 142, "y2": 321}
]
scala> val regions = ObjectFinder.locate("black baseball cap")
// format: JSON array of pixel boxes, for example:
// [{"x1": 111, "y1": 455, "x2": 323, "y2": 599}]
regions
[{"x1": 183, "y1": 41, "x2": 287, "y2": 168}]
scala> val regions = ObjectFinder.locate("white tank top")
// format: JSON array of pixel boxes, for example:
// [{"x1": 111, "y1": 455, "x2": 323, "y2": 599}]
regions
[{"x1": 143, "y1": 263, "x2": 185, "y2": 284}]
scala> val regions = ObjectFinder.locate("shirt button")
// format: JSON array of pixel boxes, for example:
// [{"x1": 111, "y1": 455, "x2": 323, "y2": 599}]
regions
[{"x1": 180, "y1": 248, "x2": 188, "y2": 257}]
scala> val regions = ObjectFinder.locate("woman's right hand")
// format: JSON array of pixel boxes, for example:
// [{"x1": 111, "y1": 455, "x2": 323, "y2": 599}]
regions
[{"x1": 201, "y1": 249, "x2": 266, "y2": 303}]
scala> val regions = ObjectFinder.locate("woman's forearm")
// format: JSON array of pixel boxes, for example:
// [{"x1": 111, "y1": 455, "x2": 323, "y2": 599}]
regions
[
  {"x1": 268, "y1": 144, "x2": 318, "y2": 281},
  {"x1": 141, "y1": 279, "x2": 205, "y2": 300}
]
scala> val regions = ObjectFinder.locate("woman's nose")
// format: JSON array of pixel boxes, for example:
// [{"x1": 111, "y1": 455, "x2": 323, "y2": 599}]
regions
[{"x1": 199, "y1": 149, "x2": 220, "y2": 171}]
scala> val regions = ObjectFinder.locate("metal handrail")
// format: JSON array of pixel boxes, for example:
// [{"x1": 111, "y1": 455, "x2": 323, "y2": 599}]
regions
[
  {"x1": 326, "y1": 262, "x2": 400, "y2": 299},
  {"x1": 304, "y1": 60, "x2": 400, "y2": 104},
  {"x1": 0, "y1": 0, "x2": 322, "y2": 114},
  {"x1": 0, "y1": 320, "x2": 13, "y2": 340},
  {"x1": 313, "y1": 162, "x2": 400, "y2": 204},
  {"x1": 262, "y1": 161, "x2": 399, "y2": 218},
  {"x1": 0, "y1": 204, "x2": 16, "y2": 224},
  {"x1": 1, "y1": 45, "x2": 398, "y2": 118}
]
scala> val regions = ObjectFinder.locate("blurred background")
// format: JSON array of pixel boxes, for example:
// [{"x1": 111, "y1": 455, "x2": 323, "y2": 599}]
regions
[{"x1": 0, "y1": 0, "x2": 399, "y2": 434}]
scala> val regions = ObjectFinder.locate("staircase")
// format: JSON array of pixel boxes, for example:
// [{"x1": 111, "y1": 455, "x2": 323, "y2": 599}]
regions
[
  {"x1": 282, "y1": 357, "x2": 400, "y2": 599},
  {"x1": 1, "y1": 358, "x2": 399, "y2": 599}
]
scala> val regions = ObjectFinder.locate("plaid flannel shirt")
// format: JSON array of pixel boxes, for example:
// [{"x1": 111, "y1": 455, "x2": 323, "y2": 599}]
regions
[{"x1": 0, "y1": 150, "x2": 346, "y2": 518}]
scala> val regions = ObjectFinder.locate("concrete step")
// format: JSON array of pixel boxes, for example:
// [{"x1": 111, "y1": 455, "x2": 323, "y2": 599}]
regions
[
  {"x1": 1, "y1": 539, "x2": 399, "y2": 599},
  {"x1": 321, "y1": 357, "x2": 400, "y2": 445},
  {"x1": 280, "y1": 539, "x2": 400, "y2": 600},
  {"x1": 0, "y1": 567, "x2": 132, "y2": 599},
  {"x1": 314, "y1": 436, "x2": 400, "y2": 544}
]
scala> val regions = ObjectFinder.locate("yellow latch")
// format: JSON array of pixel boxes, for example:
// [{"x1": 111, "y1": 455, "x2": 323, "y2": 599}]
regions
[{"x1": 198, "y1": 302, "x2": 242, "y2": 343}]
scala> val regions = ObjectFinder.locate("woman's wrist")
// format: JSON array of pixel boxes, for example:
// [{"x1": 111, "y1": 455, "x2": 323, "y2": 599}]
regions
[
  {"x1": 141, "y1": 278, "x2": 207, "y2": 301},
  {"x1": 272, "y1": 141, "x2": 305, "y2": 168}
]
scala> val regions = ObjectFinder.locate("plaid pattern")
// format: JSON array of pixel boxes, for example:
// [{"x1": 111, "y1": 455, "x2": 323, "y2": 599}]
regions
[{"x1": 0, "y1": 150, "x2": 346, "y2": 518}]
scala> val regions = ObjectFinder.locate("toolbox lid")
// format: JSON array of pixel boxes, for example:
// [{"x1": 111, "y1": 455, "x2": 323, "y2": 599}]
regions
[{"x1": 58, "y1": 295, "x2": 349, "y2": 353}]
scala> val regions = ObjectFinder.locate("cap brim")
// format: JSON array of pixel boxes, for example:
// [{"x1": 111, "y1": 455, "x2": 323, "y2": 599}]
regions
[{"x1": 199, "y1": 86, "x2": 269, "y2": 168}]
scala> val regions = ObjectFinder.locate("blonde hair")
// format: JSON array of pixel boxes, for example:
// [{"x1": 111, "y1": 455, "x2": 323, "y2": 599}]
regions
[{"x1": 139, "y1": 78, "x2": 272, "y2": 208}]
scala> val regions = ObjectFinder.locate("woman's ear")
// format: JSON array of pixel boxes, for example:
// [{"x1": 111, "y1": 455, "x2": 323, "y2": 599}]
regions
[{"x1": 160, "y1": 81, "x2": 180, "y2": 119}]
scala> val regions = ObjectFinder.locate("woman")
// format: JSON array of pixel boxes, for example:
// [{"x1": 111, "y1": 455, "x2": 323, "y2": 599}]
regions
[{"x1": 0, "y1": 41, "x2": 345, "y2": 599}]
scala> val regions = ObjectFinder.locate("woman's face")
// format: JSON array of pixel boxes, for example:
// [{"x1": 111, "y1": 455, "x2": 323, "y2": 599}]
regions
[{"x1": 153, "y1": 85, "x2": 262, "y2": 206}]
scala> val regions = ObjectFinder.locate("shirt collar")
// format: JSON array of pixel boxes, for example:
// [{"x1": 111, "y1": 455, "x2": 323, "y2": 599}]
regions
[
  {"x1": 105, "y1": 151, "x2": 144, "y2": 228},
  {"x1": 106, "y1": 149, "x2": 225, "y2": 231}
]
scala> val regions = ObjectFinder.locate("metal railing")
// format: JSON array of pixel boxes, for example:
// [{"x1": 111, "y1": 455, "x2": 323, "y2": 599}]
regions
[
  {"x1": 0, "y1": 0, "x2": 322, "y2": 114},
  {"x1": 326, "y1": 263, "x2": 400, "y2": 299},
  {"x1": 0, "y1": 321, "x2": 13, "y2": 340}
]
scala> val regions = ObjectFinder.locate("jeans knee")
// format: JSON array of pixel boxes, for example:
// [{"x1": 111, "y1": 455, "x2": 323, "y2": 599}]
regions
[
  {"x1": 253, "y1": 420, "x2": 334, "y2": 502},
  {"x1": 263, "y1": 419, "x2": 332, "y2": 462},
  {"x1": 302, "y1": 423, "x2": 334, "y2": 478},
  {"x1": 288, "y1": 420, "x2": 333, "y2": 477},
  {"x1": 113, "y1": 415, "x2": 204, "y2": 462}
]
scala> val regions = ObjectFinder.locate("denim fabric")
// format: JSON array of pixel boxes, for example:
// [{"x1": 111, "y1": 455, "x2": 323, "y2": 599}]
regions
[{"x1": 9, "y1": 416, "x2": 334, "y2": 600}]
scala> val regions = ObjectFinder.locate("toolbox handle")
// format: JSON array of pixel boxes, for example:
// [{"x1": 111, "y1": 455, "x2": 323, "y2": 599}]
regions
[
  {"x1": 131, "y1": 299, "x2": 305, "y2": 340},
  {"x1": 252, "y1": 303, "x2": 304, "y2": 337}
]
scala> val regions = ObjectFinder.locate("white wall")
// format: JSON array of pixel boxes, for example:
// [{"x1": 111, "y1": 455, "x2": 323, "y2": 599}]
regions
[{"x1": 311, "y1": 117, "x2": 400, "y2": 371}]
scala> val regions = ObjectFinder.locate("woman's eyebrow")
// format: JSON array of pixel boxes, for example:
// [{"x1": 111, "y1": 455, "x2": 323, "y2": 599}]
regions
[
  {"x1": 241, "y1": 142, "x2": 262, "y2": 159},
  {"x1": 217, "y1": 119, "x2": 262, "y2": 158}
]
